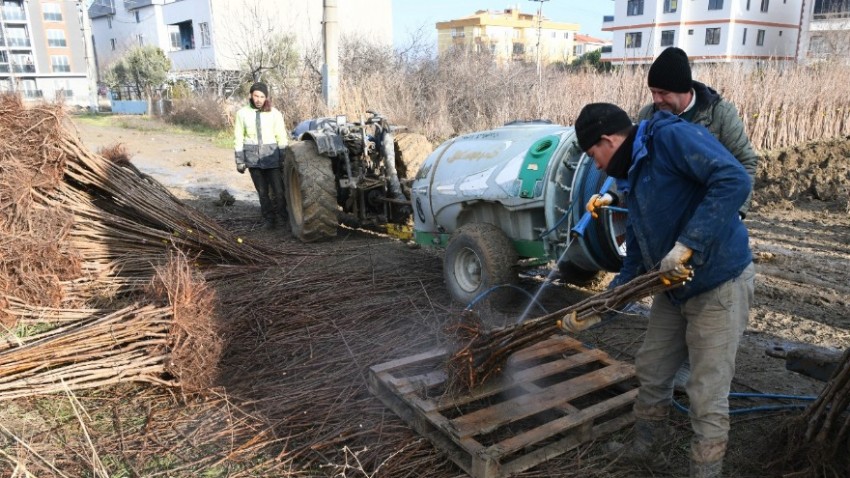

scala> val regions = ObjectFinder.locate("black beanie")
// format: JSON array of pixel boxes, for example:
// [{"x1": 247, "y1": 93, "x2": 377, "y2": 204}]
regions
[
  {"x1": 574, "y1": 103, "x2": 633, "y2": 152},
  {"x1": 647, "y1": 47, "x2": 692, "y2": 93},
  {"x1": 250, "y1": 82, "x2": 269, "y2": 97}
]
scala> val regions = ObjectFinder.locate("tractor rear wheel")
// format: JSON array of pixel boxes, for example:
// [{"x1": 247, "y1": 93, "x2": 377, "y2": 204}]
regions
[
  {"x1": 443, "y1": 223, "x2": 518, "y2": 306},
  {"x1": 283, "y1": 141, "x2": 338, "y2": 242}
]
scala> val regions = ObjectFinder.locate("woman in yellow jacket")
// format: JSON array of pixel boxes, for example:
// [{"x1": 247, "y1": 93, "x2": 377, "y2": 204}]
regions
[{"x1": 234, "y1": 82, "x2": 289, "y2": 230}]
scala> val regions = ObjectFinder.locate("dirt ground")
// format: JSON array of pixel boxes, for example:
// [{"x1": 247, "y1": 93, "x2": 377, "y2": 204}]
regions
[{"x1": 68, "y1": 116, "x2": 850, "y2": 477}]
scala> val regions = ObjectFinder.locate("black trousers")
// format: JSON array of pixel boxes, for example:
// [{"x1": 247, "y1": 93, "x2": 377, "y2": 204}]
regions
[{"x1": 249, "y1": 167, "x2": 286, "y2": 221}]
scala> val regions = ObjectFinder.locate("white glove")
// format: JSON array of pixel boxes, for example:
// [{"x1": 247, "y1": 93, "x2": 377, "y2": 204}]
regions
[
  {"x1": 586, "y1": 193, "x2": 614, "y2": 219},
  {"x1": 557, "y1": 311, "x2": 602, "y2": 334},
  {"x1": 659, "y1": 241, "x2": 693, "y2": 285}
]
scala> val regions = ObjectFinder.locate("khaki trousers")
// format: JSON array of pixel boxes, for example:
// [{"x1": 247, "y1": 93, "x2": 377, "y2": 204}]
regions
[{"x1": 634, "y1": 263, "x2": 755, "y2": 442}]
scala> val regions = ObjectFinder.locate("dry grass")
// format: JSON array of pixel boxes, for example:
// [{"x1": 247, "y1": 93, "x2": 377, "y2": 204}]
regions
[{"x1": 260, "y1": 45, "x2": 850, "y2": 152}]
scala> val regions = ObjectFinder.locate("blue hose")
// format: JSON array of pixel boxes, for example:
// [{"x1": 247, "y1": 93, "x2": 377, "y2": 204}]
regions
[{"x1": 672, "y1": 392, "x2": 816, "y2": 415}]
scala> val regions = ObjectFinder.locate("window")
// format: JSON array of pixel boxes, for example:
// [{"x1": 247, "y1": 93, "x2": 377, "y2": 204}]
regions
[
  {"x1": 136, "y1": 34, "x2": 144, "y2": 46},
  {"x1": 664, "y1": 0, "x2": 678, "y2": 13},
  {"x1": 756, "y1": 29, "x2": 765, "y2": 46},
  {"x1": 627, "y1": 0, "x2": 644, "y2": 16},
  {"x1": 625, "y1": 32, "x2": 642, "y2": 48},
  {"x1": 42, "y1": 3, "x2": 62, "y2": 22},
  {"x1": 51, "y1": 55, "x2": 70, "y2": 72},
  {"x1": 661, "y1": 30, "x2": 675, "y2": 46},
  {"x1": 134, "y1": 10, "x2": 140, "y2": 23},
  {"x1": 110, "y1": 38, "x2": 116, "y2": 50},
  {"x1": 761, "y1": 0, "x2": 769, "y2": 11},
  {"x1": 46, "y1": 29, "x2": 66, "y2": 47},
  {"x1": 705, "y1": 27, "x2": 721, "y2": 45},
  {"x1": 742, "y1": 27, "x2": 747, "y2": 44},
  {"x1": 708, "y1": 0, "x2": 724, "y2": 9},
  {"x1": 199, "y1": 22, "x2": 211, "y2": 46},
  {"x1": 169, "y1": 26, "x2": 182, "y2": 50}
]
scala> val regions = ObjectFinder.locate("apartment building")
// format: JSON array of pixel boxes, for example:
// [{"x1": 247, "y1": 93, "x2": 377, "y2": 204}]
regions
[
  {"x1": 601, "y1": 0, "x2": 803, "y2": 65},
  {"x1": 1, "y1": 0, "x2": 93, "y2": 105},
  {"x1": 436, "y1": 7, "x2": 580, "y2": 65},
  {"x1": 88, "y1": 0, "x2": 392, "y2": 74},
  {"x1": 799, "y1": 0, "x2": 850, "y2": 63}
]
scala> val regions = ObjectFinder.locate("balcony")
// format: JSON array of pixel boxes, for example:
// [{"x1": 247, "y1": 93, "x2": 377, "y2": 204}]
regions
[
  {"x1": 1, "y1": 8, "x2": 26, "y2": 21},
  {"x1": 813, "y1": 10, "x2": 850, "y2": 20},
  {"x1": 6, "y1": 38, "x2": 31, "y2": 48},
  {"x1": 603, "y1": 15, "x2": 614, "y2": 22}
]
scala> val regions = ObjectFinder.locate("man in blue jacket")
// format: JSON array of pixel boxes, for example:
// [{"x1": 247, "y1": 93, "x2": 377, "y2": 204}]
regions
[{"x1": 572, "y1": 103, "x2": 755, "y2": 478}]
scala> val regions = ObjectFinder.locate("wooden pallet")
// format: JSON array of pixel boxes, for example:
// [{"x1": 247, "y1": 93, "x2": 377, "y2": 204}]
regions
[{"x1": 368, "y1": 335, "x2": 637, "y2": 478}]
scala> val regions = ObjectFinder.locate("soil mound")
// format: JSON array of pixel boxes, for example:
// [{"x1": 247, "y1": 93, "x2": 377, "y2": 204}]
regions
[{"x1": 755, "y1": 136, "x2": 850, "y2": 211}]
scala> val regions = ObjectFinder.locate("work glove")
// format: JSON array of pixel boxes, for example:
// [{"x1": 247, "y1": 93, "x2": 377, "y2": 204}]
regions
[
  {"x1": 586, "y1": 193, "x2": 614, "y2": 219},
  {"x1": 659, "y1": 241, "x2": 694, "y2": 285},
  {"x1": 236, "y1": 163, "x2": 247, "y2": 174},
  {"x1": 556, "y1": 310, "x2": 602, "y2": 334}
]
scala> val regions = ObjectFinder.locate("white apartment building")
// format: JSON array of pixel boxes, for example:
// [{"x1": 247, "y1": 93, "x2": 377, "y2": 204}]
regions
[
  {"x1": 1, "y1": 0, "x2": 94, "y2": 106},
  {"x1": 601, "y1": 0, "x2": 803, "y2": 65},
  {"x1": 88, "y1": 0, "x2": 392, "y2": 75}
]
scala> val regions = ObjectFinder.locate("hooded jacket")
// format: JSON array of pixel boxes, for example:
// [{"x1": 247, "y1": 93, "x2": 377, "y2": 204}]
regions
[
  {"x1": 234, "y1": 104, "x2": 288, "y2": 169},
  {"x1": 637, "y1": 81, "x2": 758, "y2": 216},
  {"x1": 613, "y1": 111, "x2": 752, "y2": 304}
]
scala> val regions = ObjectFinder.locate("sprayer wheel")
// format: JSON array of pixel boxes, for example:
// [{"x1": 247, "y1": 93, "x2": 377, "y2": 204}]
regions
[{"x1": 443, "y1": 222, "x2": 518, "y2": 307}]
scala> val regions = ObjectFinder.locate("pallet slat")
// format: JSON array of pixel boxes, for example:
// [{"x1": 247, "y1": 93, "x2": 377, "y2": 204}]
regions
[{"x1": 449, "y1": 363, "x2": 634, "y2": 438}]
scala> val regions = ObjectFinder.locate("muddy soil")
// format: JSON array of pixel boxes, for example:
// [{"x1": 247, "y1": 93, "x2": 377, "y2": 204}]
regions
[{"x1": 71, "y1": 116, "x2": 850, "y2": 477}]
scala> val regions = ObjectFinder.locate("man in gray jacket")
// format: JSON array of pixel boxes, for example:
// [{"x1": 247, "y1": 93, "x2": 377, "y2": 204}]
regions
[
  {"x1": 588, "y1": 48, "x2": 757, "y2": 220},
  {"x1": 637, "y1": 47, "x2": 758, "y2": 217}
]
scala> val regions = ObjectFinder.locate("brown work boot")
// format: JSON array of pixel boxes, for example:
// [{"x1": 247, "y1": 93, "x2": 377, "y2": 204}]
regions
[
  {"x1": 690, "y1": 438, "x2": 726, "y2": 478},
  {"x1": 609, "y1": 418, "x2": 670, "y2": 471}
]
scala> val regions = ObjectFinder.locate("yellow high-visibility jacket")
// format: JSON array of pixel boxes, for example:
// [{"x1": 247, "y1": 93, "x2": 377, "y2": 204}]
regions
[{"x1": 234, "y1": 104, "x2": 288, "y2": 169}]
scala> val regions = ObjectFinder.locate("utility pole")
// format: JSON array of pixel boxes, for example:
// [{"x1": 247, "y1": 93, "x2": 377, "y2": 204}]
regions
[
  {"x1": 529, "y1": 0, "x2": 549, "y2": 83},
  {"x1": 322, "y1": 0, "x2": 339, "y2": 111},
  {"x1": 78, "y1": 1, "x2": 99, "y2": 113}
]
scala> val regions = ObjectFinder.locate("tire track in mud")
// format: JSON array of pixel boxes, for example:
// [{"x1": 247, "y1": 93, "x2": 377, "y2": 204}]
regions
[{"x1": 747, "y1": 207, "x2": 850, "y2": 350}]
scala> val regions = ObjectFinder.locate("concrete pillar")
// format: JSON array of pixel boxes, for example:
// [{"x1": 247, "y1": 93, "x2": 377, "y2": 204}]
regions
[{"x1": 322, "y1": 0, "x2": 339, "y2": 111}]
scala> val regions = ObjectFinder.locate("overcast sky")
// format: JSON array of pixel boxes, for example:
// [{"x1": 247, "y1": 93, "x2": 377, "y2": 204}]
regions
[{"x1": 392, "y1": 0, "x2": 615, "y2": 49}]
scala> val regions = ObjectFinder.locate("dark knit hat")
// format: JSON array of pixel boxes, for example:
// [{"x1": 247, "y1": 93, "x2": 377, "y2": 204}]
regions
[
  {"x1": 647, "y1": 47, "x2": 692, "y2": 93},
  {"x1": 574, "y1": 103, "x2": 633, "y2": 152},
  {"x1": 249, "y1": 82, "x2": 269, "y2": 96}
]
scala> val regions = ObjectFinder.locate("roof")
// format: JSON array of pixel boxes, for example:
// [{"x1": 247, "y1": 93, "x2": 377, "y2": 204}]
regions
[{"x1": 575, "y1": 33, "x2": 610, "y2": 44}]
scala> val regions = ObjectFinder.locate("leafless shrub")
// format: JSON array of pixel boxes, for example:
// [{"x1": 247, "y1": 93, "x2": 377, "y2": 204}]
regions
[{"x1": 167, "y1": 95, "x2": 231, "y2": 130}]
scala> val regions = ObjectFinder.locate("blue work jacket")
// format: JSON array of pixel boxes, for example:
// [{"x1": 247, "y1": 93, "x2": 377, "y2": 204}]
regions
[{"x1": 613, "y1": 111, "x2": 752, "y2": 304}]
